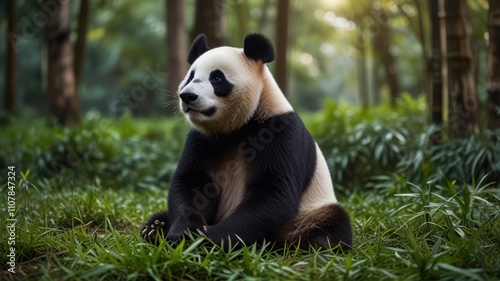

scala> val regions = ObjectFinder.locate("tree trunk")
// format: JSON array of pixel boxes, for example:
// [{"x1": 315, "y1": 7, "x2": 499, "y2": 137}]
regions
[
  {"x1": 275, "y1": 0, "x2": 289, "y2": 96},
  {"x1": 371, "y1": 59, "x2": 382, "y2": 105},
  {"x1": 233, "y1": 0, "x2": 249, "y2": 44},
  {"x1": 357, "y1": 47, "x2": 369, "y2": 108},
  {"x1": 5, "y1": 0, "x2": 17, "y2": 115},
  {"x1": 445, "y1": 0, "x2": 478, "y2": 138},
  {"x1": 371, "y1": 9, "x2": 383, "y2": 105},
  {"x1": 429, "y1": 0, "x2": 444, "y2": 143},
  {"x1": 379, "y1": 11, "x2": 400, "y2": 106},
  {"x1": 166, "y1": 0, "x2": 188, "y2": 114},
  {"x1": 74, "y1": 0, "x2": 89, "y2": 90},
  {"x1": 192, "y1": 0, "x2": 225, "y2": 47},
  {"x1": 487, "y1": 0, "x2": 500, "y2": 129},
  {"x1": 46, "y1": 0, "x2": 82, "y2": 126},
  {"x1": 380, "y1": 13, "x2": 399, "y2": 106},
  {"x1": 166, "y1": 0, "x2": 187, "y2": 92},
  {"x1": 356, "y1": 23, "x2": 369, "y2": 108},
  {"x1": 413, "y1": 0, "x2": 431, "y2": 99}
]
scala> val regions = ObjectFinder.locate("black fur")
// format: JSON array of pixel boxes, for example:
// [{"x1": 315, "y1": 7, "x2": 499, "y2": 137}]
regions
[
  {"x1": 312, "y1": 204, "x2": 353, "y2": 251},
  {"x1": 182, "y1": 70, "x2": 195, "y2": 89},
  {"x1": 243, "y1": 33, "x2": 275, "y2": 63},
  {"x1": 142, "y1": 211, "x2": 170, "y2": 244},
  {"x1": 280, "y1": 203, "x2": 353, "y2": 252},
  {"x1": 142, "y1": 112, "x2": 322, "y2": 247},
  {"x1": 187, "y1": 34, "x2": 209, "y2": 64}
]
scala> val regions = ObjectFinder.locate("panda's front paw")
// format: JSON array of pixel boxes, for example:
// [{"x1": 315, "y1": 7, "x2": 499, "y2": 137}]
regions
[
  {"x1": 141, "y1": 211, "x2": 170, "y2": 244},
  {"x1": 167, "y1": 224, "x2": 207, "y2": 242},
  {"x1": 141, "y1": 220, "x2": 167, "y2": 242}
]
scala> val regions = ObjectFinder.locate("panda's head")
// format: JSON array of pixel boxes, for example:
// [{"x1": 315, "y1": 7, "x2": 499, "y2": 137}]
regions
[{"x1": 178, "y1": 33, "x2": 277, "y2": 134}]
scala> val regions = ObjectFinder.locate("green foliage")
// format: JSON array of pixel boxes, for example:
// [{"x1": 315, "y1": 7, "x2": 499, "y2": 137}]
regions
[
  {"x1": 399, "y1": 128, "x2": 500, "y2": 185},
  {"x1": 347, "y1": 177, "x2": 500, "y2": 281},
  {"x1": 388, "y1": 177, "x2": 500, "y2": 280},
  {"x1": 306, "y1": 94, "x2": 428, "y2": 189},
  {"x1": 0, "y1": 111, "x2": 189, "y2": 190},
  {"x1": 306, "y1": 94, "x2": 500, "y2": 189}
]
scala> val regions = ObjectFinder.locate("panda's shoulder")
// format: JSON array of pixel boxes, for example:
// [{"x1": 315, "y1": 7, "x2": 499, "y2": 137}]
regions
[
  {"x1": 261, "y1": 112, "x2": 312, "y2": 138},
  {"x1": 245, "y1": 112, "x2": 315, "y2": 151}
]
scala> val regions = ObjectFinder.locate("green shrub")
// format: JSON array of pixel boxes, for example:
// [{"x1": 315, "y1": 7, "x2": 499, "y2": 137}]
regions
[
  {"x1": 0, "y1": 111, "x2": 189, "y2": 190},
  {"x1": 398, "y1": 128, "x2": 500, "y2": 186},
  {"x1": 306, "y1": 94, "x2": 427, "y2": 189},
  {"x1": 306, "y1": 94, "x2": 500, "y2": 189}
]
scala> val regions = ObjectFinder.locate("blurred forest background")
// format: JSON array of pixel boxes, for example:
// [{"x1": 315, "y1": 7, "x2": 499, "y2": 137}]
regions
[{"x1": 1, "y1": 0, "x2": 497, "y2": 129}]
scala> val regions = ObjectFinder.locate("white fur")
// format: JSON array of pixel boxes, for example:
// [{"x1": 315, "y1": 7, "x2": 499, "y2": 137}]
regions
[
  {"x1": 255, "y1": 67, "x2": 293, "y2": 120},
  {"x1": 210, "y1": 153, "x2": 247, "y2": 222},
  {"x1": 298, "y1": 143, "x2": 338, "y2": 214}
]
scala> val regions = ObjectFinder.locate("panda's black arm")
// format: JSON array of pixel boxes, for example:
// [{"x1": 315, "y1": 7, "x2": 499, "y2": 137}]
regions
[
  {"x1": 141, "y1": 163, "x2": 218, "y2": 243},
  {"x1": 166, "y1": 173, "x2": 219, "y2": 240},
  {"x1": 166, "y1": 132, "x2": 220, "y2": 241}
]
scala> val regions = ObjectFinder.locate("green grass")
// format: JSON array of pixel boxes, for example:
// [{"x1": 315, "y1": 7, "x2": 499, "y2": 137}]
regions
[{"x1": 1, "y1": 172, "x2": 499, "y2": 280}]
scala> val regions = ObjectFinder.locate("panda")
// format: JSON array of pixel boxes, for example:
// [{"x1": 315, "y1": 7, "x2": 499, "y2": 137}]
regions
[{"x1": 142, "y1": 33, "x2": 353, "y2": 251}]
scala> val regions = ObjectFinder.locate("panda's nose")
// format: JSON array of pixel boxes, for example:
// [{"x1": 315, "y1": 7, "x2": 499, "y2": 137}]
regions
[{"x1": 180, "y1": 92, "x2": 198, "y2": 104}]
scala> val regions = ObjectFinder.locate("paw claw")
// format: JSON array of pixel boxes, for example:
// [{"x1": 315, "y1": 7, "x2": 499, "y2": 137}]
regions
[{"x1": 141, "y1": 216, "x2": 169, "y2": 243}]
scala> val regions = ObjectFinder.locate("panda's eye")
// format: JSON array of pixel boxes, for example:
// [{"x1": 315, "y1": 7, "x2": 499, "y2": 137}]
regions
[{"x1": 209, "y1": 70, "x2": 225, "y2": 83}]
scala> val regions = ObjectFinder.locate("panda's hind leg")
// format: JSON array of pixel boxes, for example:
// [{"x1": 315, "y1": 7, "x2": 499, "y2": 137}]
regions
[
  {"x1": 141, "y1": 211, "x2": 171, "y2": 244},
  {"x1": 310, "y1": 204, "x2": 352, "y2": 251},
  {"x1": 291, "y1": 204, "x2": 353, "y2": 252}
]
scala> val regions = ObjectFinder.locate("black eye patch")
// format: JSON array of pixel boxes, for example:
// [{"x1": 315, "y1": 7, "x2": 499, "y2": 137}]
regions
[
  {"x1": 182, "y1": 70, "x2": 195, "y2": 89},
  {"x1": 209, "y1": 69, "x2": 234, "y2": 97}
]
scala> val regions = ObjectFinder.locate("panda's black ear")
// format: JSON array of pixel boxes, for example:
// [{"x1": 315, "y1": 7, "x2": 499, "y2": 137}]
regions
[
  {"x1": 244, "y1": 33, "x2": 275, "y2": 63},
  {"x1": 187, "y1": 34, "x2": 209, "y2": 64}
]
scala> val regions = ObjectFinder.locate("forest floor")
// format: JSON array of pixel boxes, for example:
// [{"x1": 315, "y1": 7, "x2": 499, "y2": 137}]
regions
[{"x1": 1, "y1": 175, "x2": 499, "y2": 280}]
